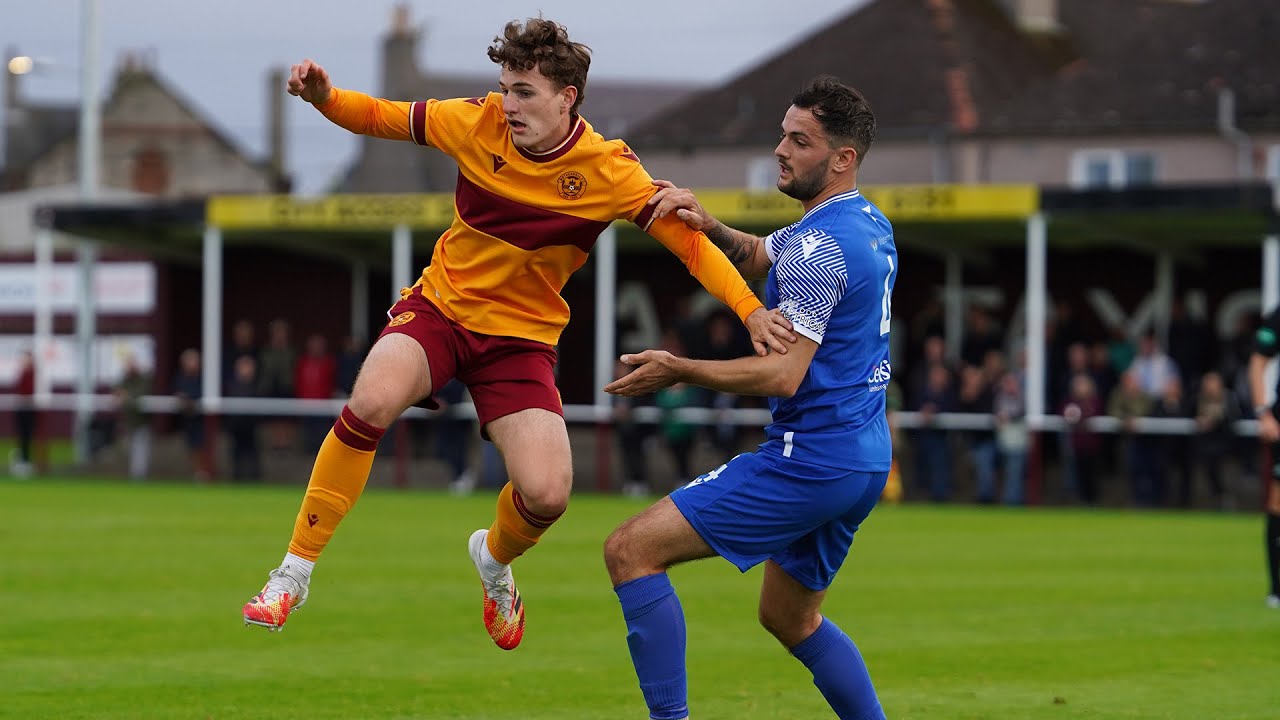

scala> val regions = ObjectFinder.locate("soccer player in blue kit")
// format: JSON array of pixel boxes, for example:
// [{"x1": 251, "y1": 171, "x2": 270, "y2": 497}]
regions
[{"x1": 603, "y1": 76, "x2": 894, "y2": 720}]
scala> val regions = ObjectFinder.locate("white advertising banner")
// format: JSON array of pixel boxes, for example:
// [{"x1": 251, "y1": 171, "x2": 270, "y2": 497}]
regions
[
  {"x1": 0, "y1": 335, "x2": 155, "y2": 386},
  {"x1": 0, "y1": 262, "x2": 156, "y2": 314}
]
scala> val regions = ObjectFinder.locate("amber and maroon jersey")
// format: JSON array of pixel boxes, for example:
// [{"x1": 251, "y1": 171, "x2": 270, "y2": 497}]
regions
[{"x1": 317, "y1": 88, "x2": 763, "y2": 345}]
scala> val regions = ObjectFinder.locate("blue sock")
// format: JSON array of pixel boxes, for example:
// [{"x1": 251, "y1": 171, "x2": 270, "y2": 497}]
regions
[
  {"x1": 790, "y1": 617, "x2": 885, "y2": 720},
  {"x1": 614, "y1": 573, "x2": 689, "y2": 720}
]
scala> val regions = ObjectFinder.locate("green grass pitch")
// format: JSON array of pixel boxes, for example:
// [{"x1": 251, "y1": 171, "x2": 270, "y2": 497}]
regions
[{"x1": 2, "y1": 479, "x2": 1277, "y2": 719}]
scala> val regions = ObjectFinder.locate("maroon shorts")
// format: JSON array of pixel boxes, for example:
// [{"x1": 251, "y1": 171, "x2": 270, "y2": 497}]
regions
[{"x1": 377, "y1": 286, "x2": 562, "y2": 432}]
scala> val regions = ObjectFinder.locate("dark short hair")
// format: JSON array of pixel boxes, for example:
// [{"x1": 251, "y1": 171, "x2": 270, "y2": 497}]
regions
[
  {"x1": 487, "y1": 18, "x2": 591, "y2": 116},
  {"x1": 792, "y1": 75, "x2": 877, "y2": 164}
]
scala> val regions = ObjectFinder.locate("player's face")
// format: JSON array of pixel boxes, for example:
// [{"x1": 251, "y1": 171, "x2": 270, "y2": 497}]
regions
[
  {"x1": 499, "y1": 66, "x2": 575, "y2": 153},
  {"x1": 773, "y1": 106, "x2": 834, "y2": 202}
]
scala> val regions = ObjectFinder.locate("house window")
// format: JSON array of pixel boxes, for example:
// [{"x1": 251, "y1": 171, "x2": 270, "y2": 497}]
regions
[
  {"x1": 747, "y1": 156, "x2": 780, "y2": 191},
  {"x1": 1267, "y1": 145, "x2": 1280, "y2": 182},
  {"x1": 131, "y1": 147, "x2": 170, "y2": 195},
  {"x1": 1070, "y1": 150, "x2": 1158, "y2": 189}
]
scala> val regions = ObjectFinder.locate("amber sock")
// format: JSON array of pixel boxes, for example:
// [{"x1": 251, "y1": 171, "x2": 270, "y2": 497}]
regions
[
  {"x1": 486, "y1": 481, "x2": 564, "y2": 564},
  {"x1": 286, "y1": 406, "x2": 385, "y2": 561}
]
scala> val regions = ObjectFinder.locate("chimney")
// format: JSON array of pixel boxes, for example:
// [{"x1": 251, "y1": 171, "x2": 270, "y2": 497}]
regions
[
  {"x1": 267, "y1": 66, "x2": 289, "y2": 192},
  {"x1": 391, "y1": 3, "x2": 411, "y2": 34},
  {"x1": 382, "y1": 3, "x2": 420, "y2": 97},
  {"x1": 1009, "y1": 0, "x2": 1060, "y2": 32}
]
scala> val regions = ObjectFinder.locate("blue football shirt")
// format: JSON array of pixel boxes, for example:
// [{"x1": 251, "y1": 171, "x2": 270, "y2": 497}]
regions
[{"x1": 759, "y1": 189, "x2": 897, "y2": 471}]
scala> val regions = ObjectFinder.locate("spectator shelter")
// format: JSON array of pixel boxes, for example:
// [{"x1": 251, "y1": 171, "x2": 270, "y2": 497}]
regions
[{"x1": 29, "y1": 182, "x2": 1280, "y2": 488}]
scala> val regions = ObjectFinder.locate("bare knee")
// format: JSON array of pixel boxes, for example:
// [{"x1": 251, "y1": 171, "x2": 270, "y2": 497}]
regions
[
  {"x1": 759, "y1": 605, "x2": 823, "y2": 649},
  {"x1": 511, "y1": 468, "x2": 572, "y2": 517},
  {"x1": 603, "y1": 524, "x2": 653, "y2": 585},
  {"x1": 345, "y1": 388, "x2": 406, "y2": 429}
]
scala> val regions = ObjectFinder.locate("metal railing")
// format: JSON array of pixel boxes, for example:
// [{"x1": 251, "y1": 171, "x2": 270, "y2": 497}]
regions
[{"x1": 0, "y1": 393, "x2": 1260, "y2": 437}]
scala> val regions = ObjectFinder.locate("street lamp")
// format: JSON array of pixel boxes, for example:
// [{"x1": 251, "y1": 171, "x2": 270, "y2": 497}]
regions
[
  {"x1": 5, "y1": 5, "x2": 100, "y2": 467},
  {"x1": 7, "y1": 56, "x2": 34, "y2": 75}
]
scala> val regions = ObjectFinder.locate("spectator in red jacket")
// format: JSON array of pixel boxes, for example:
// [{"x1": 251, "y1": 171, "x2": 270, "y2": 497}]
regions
[{"x1": 295, "y1": 334, "x2": 336, "y2": 453}]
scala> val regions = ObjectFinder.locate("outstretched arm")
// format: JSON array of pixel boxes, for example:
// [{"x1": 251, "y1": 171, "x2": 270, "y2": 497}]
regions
[
  {"x1": 288, "y1": 58, "x2": 414, "y2": 142},
  {"x1": 647, "y1": 180, "x2": 773, "y2": 280},
  {"x1": 645, "y1": 213, "x2": 794, "y2": 356},
  {"x1": 605, "y1": 335, "x2": 819, "y2": 399}
]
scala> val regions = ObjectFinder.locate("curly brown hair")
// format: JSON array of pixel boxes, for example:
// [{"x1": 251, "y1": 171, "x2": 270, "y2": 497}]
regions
[{"x1": 487, "y1": 17, "x2": 591, "y2": 116}]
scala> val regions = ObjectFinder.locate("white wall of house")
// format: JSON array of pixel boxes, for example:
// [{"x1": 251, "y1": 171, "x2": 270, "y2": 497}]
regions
[
  {"x1": 984, "y1": 132, "x2": 1280, "y2": 187},
  {"x1": 0, "y1": 185, "x2": 142, "y2": 252}
]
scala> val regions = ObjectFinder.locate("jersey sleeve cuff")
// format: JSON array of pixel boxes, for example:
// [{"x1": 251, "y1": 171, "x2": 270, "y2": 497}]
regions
[
  {"x1": 792, "y1": 323, "x2": 823, "y2": 345},
  {"x1": 733, "y1": 296, "x2": 765, "y2": 324}
]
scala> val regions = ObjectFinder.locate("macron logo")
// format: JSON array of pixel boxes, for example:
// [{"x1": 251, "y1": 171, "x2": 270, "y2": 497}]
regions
[{"x1": 801, "y1": 234, "x2": 821, "y2": 259}]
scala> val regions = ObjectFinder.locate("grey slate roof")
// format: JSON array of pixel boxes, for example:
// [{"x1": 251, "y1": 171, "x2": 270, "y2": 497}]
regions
[{"x1": 627, "y1": 0, "x2": 1280, "y2": 149}]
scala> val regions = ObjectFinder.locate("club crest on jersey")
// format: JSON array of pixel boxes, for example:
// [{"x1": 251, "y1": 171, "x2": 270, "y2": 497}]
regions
[
  {"x1": 388, "y1": 311, "x2": 416, "y2": 327},
  {"x1": 557, "y1": 171, "x2": 587, "y2": 200}
]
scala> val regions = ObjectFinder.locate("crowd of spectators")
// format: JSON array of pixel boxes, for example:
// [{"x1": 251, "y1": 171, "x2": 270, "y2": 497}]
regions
[
  {"x1": 88, "y1": 318, "x2": 371, "y2": 482},
  {"x1": 7, "y1": 295, "x2": 1265, "y2": 506},
  {"x1": 898, "y1": 298, "x2": 1257, "y2": 509}
]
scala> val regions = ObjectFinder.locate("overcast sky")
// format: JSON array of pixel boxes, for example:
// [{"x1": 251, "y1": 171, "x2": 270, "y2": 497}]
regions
[{"x1": 3, "y1": 0, "x2": 867, "y2": 193}]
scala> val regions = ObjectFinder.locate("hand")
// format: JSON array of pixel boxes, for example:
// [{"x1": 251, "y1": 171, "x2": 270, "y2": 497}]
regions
[
  {"x1": 744, "y1": 307, "x2": 796, "y2": 356},
  {"x1": 1062, "y1": 403, "x2": 1081, "y2": 425},
  {"x1": 648, "y1": 180, "x2": 716, "y2": 232},
  {"x1": 287, "y1": 59, "x2": 333, "y2": 105},
  {"x1": 604, "y1": 350, "x2": 680, "y2": 396},
  {"x1": 1260, "y1": 413, "x2": 1280, "y2": 443}
]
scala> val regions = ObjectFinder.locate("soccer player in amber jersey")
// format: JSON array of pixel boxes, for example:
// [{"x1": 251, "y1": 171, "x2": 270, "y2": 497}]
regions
[
  {"x1": 240, "y1": 18, "x2": 795, "y2": 650},
  {"x1": 604, "y1": 77, "x2": 892, "y2": 719}
]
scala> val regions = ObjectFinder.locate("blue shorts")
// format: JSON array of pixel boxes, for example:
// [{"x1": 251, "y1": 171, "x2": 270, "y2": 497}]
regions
[{"x1": 670, "y1": 450, "x2": 886, "y2": 591}]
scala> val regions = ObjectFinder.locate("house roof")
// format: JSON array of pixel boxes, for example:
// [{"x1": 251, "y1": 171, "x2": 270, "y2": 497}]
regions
[
  {"x1": 984, "y1": 0, "x2": 1280, "y2": 135},
  {"x1": 1, "y1": 59, "x2": 269, "y2": 190},
  {"x1": 107, "y1": 64, "x2": 266, "y2": 168},
  {"x1": 1, "y1": 103, "x2": 78, "y2": 190},
  {"x1": 628, "y1": 0, "x2": 1280, "y2": 149}
]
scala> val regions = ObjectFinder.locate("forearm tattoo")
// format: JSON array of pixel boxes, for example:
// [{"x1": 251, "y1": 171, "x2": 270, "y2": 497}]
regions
[{"x1": 707, "y1": 221, "x2": 758, "y2": 269}]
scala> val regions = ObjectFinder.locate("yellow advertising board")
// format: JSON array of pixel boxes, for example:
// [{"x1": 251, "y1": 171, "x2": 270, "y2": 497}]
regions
[
  {"x1": 697, "y1": 185, "x2": 1038, "y2": 226},
  {"x1": 864, "y1": 185, "x2": 1039, "y2": 221},
  {"x1": 207, "y1": 194, "x2": 455, "y2": 230},
  {"x1": 206, "y1": 185, "x2": 1037, "y2": 231}
]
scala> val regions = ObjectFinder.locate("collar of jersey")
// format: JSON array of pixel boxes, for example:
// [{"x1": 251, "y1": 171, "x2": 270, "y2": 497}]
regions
[
  {"x1": 801, "y1": 189, "x2": 862, "y2": 222},
  {"x1": 514, "y1": 116, "x2": 586, "y2": 163}
]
